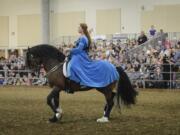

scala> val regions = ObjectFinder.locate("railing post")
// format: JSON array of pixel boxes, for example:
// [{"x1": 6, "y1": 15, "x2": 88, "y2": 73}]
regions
[
  {"x1": 4, "y1": 65, "x2": 7, "y2": 85},
  {"x1": 170, "y1": 62, "x2": 172, "y2": 90}
]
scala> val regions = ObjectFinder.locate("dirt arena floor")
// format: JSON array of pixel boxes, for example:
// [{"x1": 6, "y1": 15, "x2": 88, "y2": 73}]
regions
[{"x1": 0, "y1": 86, "x2": 180, "y2": 135}]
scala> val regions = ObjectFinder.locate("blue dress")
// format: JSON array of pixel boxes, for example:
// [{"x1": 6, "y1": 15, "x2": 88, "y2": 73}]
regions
[{"x1": 67, "y1": 35, "x2": 119, "y2": 87}]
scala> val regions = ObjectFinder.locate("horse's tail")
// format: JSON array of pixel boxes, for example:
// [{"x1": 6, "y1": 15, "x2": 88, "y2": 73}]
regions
[{"x1": 116, "y1": 66, "x2": 138, "y2": 107}]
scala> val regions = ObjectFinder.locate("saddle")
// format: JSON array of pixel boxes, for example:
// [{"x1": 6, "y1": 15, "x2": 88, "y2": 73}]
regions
[{"x1": 63, "y1": 59, "x2": 92, "y2": 93}]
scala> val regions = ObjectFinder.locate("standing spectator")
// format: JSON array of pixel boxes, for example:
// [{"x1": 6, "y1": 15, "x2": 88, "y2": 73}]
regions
[
  {"x1": 158, "y1": 29, "x2": 166, "y2": 47},
  {"x1": 162, "y1": 55, "x2": 171, "y2": 88},
  {"x1": 158, "y1": 29, "x2": 164, "y2": 35},
  {"x1": 177, "y1": 39, "x2": 180, "y2": 49},
  {"x1": 154, "y1": 67, "x2": 163, "y2": 88},
  {"x1": 149, "y1": 25, "x2": 156, "y2": 37},
  {"x1": 137, "y1": 31, "x2": 148, "y2": 45}
]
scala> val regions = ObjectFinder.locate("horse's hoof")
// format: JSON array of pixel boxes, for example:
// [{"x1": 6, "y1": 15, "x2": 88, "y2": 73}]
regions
[
  {"x1": 97, "y1": 116, "x2": 109, "y2": 123},
  {"x1": 49, "y1": 116, "x2": 58, "y2": 123},
  {"x1": 48, "y1": 113, "x2": 62, "y2": 123},
  {"x1": 56, "y1": 112, "x2": 62, "y2": 119}
]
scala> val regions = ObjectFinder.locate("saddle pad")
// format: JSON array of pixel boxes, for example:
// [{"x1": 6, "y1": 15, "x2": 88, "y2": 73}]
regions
[{"x1": 63, "y1": 62, "x2": 68, "y2": 77}]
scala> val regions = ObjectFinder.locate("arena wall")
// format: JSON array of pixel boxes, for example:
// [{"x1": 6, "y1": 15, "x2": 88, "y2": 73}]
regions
[{"x1": 1, "y1": 0, "x2": 180, "y2": 48}]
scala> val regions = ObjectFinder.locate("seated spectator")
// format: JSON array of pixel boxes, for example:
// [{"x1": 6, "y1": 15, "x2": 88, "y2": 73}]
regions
[
  {"x1": 20, "y1": 75, "x2": 29, "y2": 85},
  {"x1": 174, "y1": 51, "x2": 180, "y2": 64},
  {"x1": 0, "y1": 74, "x2": 4, "y2": 85},
  {"x1": 149, "y1": 25, "x2": 156, "y2": 37},
  {"x1": 164, "y1": 37, "x2": 172, "y2": 49},
  {"x1": 137, "y1": 31, "x2": 148, "y2": 45},
  {"x1": 13, "y1": 73, "x2": 21, "y2": 85}
]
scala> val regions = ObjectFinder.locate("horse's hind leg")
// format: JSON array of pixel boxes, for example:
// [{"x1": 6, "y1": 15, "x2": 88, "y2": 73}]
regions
[
  {"x1": 104, "y1": 92, "x2": 116, "y2": 118},
  {"x1": 47, "y1": 87, "x2": 62, "y2": 123},
  {"x1": 96, "y1": 87, "x2": 116, "y2": 122}
]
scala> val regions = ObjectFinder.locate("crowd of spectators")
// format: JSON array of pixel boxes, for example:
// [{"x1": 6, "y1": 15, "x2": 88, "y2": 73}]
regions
[
  {"x1": 60, "y1": 28, "x2": 180, "y2": 89},
  {"x1": 0, "y1": 26, "x2": 180, "y2": 88},
  {"x1": 0, "y1": 52, "x2": 47, "y2": 86}
]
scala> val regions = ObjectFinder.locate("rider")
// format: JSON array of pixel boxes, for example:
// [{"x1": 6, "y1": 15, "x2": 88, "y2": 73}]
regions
[
  {"x1": 67, "y1": 23, "x2": 119, "y2": 88},
  {"x1": 67, "y1": 23, "x2": 91, "y2": 81}
]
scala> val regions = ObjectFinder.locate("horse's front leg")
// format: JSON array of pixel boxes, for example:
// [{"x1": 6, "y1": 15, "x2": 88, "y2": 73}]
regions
[{"x1": 47, "y1": 86, "x2": 62, "y2": 123}]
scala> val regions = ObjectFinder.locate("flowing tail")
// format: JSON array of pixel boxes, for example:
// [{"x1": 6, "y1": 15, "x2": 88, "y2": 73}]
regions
[{"x1": 116, "y1": 66, "x2": 138, "y2": 107}]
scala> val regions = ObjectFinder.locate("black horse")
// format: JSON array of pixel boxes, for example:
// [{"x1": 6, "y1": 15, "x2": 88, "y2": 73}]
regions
[{"x1": 26, "y1": 44, "x2": 137, "y2": 123}]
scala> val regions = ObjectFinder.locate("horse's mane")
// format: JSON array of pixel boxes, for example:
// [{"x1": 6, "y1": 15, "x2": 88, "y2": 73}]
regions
[{"x1": 30, "y1": 44, "x2": 65, "y2": 62}]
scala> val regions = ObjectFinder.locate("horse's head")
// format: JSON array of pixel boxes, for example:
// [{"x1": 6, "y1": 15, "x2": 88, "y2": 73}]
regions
[
  {"x1": 26, "y1": 47, "x2": 42, "y2": 69},
  {"x1": 26, "y1": 44, "x2": 66, "y2": 70}
]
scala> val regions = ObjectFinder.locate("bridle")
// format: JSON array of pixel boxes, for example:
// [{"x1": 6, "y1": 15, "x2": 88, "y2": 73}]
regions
[{"x1": 27, "y1": 48, "x2": 66, "y2": 78}]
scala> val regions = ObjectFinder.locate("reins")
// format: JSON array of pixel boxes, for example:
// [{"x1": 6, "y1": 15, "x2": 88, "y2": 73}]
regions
[{"x1": 45, "y1": 62, "x2": 64, "y2": 77}]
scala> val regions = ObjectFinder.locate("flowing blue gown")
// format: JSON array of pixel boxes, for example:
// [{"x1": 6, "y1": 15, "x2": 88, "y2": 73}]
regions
[{"x1": 67, "y1": 35, "x2": 119, "y2": 87}]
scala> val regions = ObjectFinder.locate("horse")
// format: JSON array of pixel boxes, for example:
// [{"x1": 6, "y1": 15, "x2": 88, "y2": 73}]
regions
[{"x1": 26, "y1": 44, "x2": 137, "y2": 123}]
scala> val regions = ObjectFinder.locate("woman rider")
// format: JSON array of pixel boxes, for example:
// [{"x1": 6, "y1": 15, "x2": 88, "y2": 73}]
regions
[{"x1": 67, "y1": 23, "x2": 119, "y2": 87}]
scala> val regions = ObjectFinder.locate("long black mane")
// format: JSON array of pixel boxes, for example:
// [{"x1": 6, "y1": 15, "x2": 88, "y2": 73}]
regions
[{"x1": 29, "y1": 44, "x2": 65, "y2": 62}]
